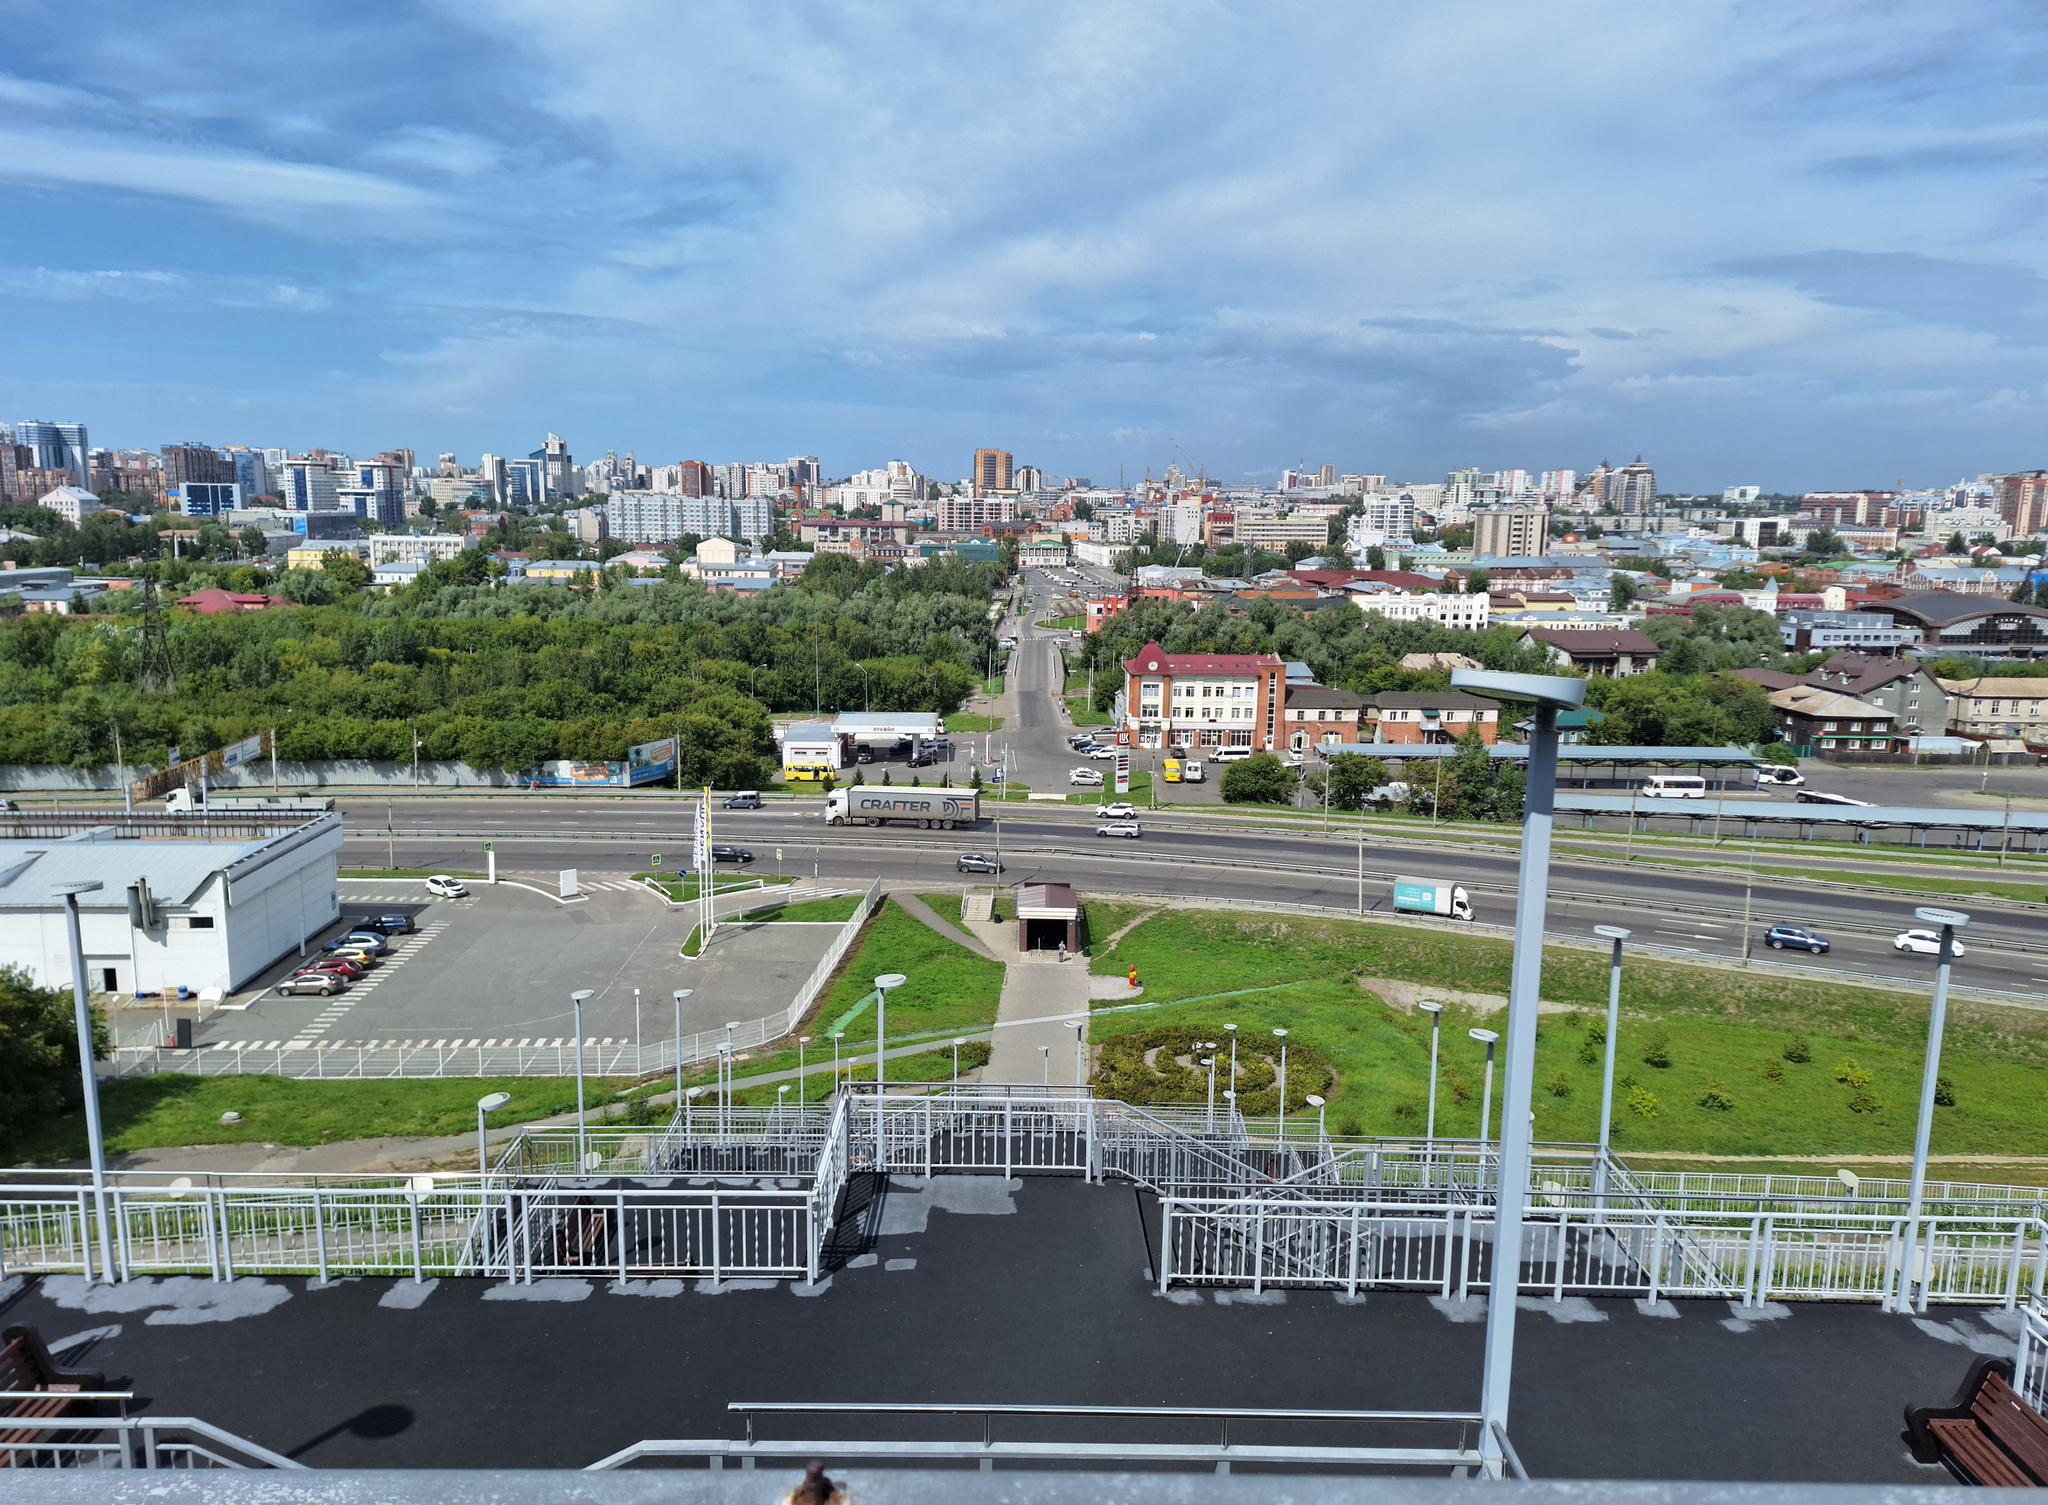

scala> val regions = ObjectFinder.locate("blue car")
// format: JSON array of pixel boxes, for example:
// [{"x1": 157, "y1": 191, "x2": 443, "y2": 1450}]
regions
[{"x1": 1763, "y1": 924, "x2": 1829, "y2": 954}]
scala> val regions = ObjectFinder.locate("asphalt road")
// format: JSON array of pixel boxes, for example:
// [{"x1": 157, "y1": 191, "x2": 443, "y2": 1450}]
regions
[{"x1": 337, "y1": 793, "x2": 2048, "y2": 1000}]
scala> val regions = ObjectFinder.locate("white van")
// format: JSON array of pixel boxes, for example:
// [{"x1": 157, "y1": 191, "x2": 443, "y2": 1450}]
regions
[
  {"x1": 1642, "y1": 774, "x2": 1708, "y2": 799},
  {"x1": 1211, "y1": 747, "x2": 1255, "y2": 764}
]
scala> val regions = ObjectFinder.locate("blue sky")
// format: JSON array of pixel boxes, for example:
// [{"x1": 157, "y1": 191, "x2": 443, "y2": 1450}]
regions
[{"x1": 3, "y1": 1, "x2": 2046, "y2": 492}]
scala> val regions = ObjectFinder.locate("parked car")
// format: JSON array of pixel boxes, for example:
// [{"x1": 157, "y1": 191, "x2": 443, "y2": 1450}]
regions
[
  {"x1": 1762, "y1": 924, "x2": 1830, "y2": 954},
  {"x1": 276, "y1": 973, "x2": 347, "y2": 997},
  {"x1": 1069, "y1": 767, "x2": 1105, "y2": 786},
  {"x1": 909, "y1": 753, "x2": 937, "y2": 768},
  {"x1": 1894, "y1": 929, "x2": 1967, "y2": 957},
  {"x1": 855, "y1": 749, "x2": 874, "y2": 764},
  {"x1": 425, "y1": 875, "x2": 469, "y2": 898},
  {"x1": 323, "y1": 947, "x2": 382, "y2": 969},
  {"x1": 1087, "y1": 746, "x2": 1119, "y2": 760},
  {"x1": 297, "y1": 958, "x2": 365, "y2": 981},
  {"x1": 360, "y1": 913, "x2": 417, "y2": 935},
  {"x1": 1756, "y1": 766, "x2": 1805, "y2": 787},
  {"x1": 324, "y1": 933, "x2": 387, "y2": 955},
  {"x1": 711, "y1": 844, "x2": 754, "y2": 863},
  {"x1": 722, "y1": 791, "x2": 762, "y2": 809},
  {"x1": 1096, "y1": 802, "x2": 1137, "y2": 818},
  {"x1": 1094, "y1": 820, "x2": 1142, "y2": 839},
  {"x1": 1211, "y1": 747, "x2": 1254, "y2": 763},
  {"x1": 956, "y1": 853, "x2": 1003, "y2": 873}
]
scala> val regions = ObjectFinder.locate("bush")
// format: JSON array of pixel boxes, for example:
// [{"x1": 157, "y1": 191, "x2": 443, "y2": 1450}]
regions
[
  {"x1": 1834, "y1": 1057, "x2": 1870, "y2": 1089},
  {"x1": 1763, "y1": 1057, "x2": 1784, "y2": 1082},
  {"x1": 1220, "y1": 753, "x2": 1294, "y2": 805},
  {"x1": 1698, "y1": 1083, "x2": 1736, "y2": 1111},
  {"x1": 1848, "y1": 1091, "x2": 1883, "y2": 1114},
  {"x1": 1640, "y1": 1030, "x2": 1672, "y2": 1069},
  {"x1": 1576, "y1": 1036, "x2": 1601, "y2": 1066},
  {"x1": 1090, "y1": 1023, "x2": 1334, "y2": 1116},
  {"x1": 1935, "y1": 1075, "x2": 1957, "y2": 1107},
  {"x1": 1784, "y1": 1034, "x2": 1812, "y2": 1064},
  {"x1": 1627, "y1": 1084, "x2": 1660, "y2": 1119},
  {"x1": 1547, "y1": 1071, "x2": 1572, "y2": 1098}
]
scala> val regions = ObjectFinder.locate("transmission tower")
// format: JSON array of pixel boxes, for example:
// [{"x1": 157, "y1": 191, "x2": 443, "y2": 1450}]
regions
[{"x1": 137, "y1": 568, "x2": 175, "y2": 694}]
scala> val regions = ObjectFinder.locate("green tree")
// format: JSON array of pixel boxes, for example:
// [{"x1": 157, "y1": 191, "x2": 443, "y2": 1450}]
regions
[
  {"x1": 1609, "y1": 574, "x2": 1640, "y2": 611},
  {"x1": 0, "y1": 965, "x2": 103, "y2": 1155},
  {"x1": 1444, "y1": 723, "x2": 1495, "y2": 818},
  {"x1": 237, "y1": 526, "x2": 268, "y2": 557},
  {"x1": 1365, "y1": 545, "x2": 1387, "y2": 571},
  {"x1": 418, "y1": 496, "x2": 439, "y2": 518},
  {"x1": 1324, "y1": 752, "x2": 1390, "y2": 811},
  {"x1": 1946, "y1": 531, "x2": 1967, "y2": 554},
  {"x1": 1220, "y1": 752, "x2": 1293, "y2": 804},
  {"x1": 1803, "y1": 528, "x2": 1843, "y2": 557},
  {"x1": 321, "y1": 551, "x2": 372, "y2": 592}
]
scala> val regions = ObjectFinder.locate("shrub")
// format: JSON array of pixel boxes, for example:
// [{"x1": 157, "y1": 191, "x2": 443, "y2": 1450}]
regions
[
  {"x1": 1626, "y1": 1084, "x2": 1660, "y2": 1119},
  {"x1": 1576, "y1": 1034, "x2": 1602, "y2": 1066},
  {"x1": 1547, "y1": 1071, "x2": 1572, "y2": 1098},
  {"x1": 1089, "y1": 1023, "x2": 1333, "y2": 1116},
  {"x1": 1698, "y1": 1083, "x2": 1736, "y2": 1112},
  {"x1": 1935, "y1": 1075, "x2": 1957, "y2": 1107},
  {"x1": 1562, "y1": 1010, "x2": 1583, "y2": 1029},
  {"x1": 1640, "y1": 1031, "x2": 1672, "y2": 1070},
  {"x1": 1834, "y1": 1057, "x2": 1870, "y2": 1089},
  {"x1": 1784, "y1": 1035, "x2": 1812, "y2": 1064},
  {"x1": 1391, "y1": 1099, "x2": 1417, "y2": 1121},
  {"x1": 1848, "y1": 1091, "x2": 1883, "y2": 1114},
  {"x1": 1763, "y1": 1058, "x2": 1784, "y2": 1082}
]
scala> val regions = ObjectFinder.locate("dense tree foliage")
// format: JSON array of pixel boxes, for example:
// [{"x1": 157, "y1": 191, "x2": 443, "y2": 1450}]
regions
[
  {"x1": 0, "y1": 966, "x2": 101, "y2": 1156},
  {"x1": 0, "y1": 548, "x2": 1001, "y2": 782}
]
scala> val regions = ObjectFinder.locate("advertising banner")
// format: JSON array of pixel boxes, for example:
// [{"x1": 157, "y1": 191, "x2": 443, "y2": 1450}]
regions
[
  {"x1": 529, "y1": 760, "x2": 628, "y2": 787},
  {"x1": 221, "y1": 733, "x2": 264, "y2": 769},
  {"x1": 626, "y1": 737, "x2": 678, "y2": 787},
  {"x1": 1114, "y1": 750, "x2": 1130, "y2": 795}
]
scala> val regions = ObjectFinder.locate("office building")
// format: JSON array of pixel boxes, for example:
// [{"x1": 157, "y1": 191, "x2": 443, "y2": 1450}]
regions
[
  {"x1": 1235, "y1": 515, "x2": 1331, "y2": 550},
  {"x1": 974, "y1": 448, "x2": 1014, "y2": 494},
  {"x1": 220, "y1": 447, "x2": 271, "y2": 499},
  {"x1": 1121, "y1": 640, "x2": 1287, "y2": 752},
  {"x1": 39, "y1": 485, "x2": 106, "y2": 525},
  {"x1": 934, "y1": 495, "x2": 1015, "y2": 531},
  {"x1": 277, "y1": 458, "x2": 339, "y2": 512},
  {"x1": 172, "y1": 482, "x2": 244, "y2": 518},
  {"x1": 532, "y1": 433, "x2": 575, "y2": 500},
  {"x1": 16, "y1": 420, "x2": 88, "y2": 488},
  {"x1": 1472, "y1": 503, "x2": 1551, "y2": 559}
]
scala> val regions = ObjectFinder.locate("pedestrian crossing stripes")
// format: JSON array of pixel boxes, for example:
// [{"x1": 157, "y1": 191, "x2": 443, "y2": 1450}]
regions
[{"x1": 207, "y1": 1036, "x2": 633, "y2": 1051}]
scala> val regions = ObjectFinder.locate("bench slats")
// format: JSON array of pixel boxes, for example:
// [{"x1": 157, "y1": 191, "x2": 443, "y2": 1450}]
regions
[
  {"x1": 1974, "y1": 1373, "x2": 2048, "y2": 1485},
  {"x1": 1930, "y1": 1418, "x2": 2035, "y2": 1488}
]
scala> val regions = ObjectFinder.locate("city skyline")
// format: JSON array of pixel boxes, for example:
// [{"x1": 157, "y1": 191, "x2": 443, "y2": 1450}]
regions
[{"x1": 3, "y1": 4, "x2": 2046, "y2": 490}]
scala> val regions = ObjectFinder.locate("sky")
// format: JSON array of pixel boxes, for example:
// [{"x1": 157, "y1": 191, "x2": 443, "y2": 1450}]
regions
[{"x1": 3, "y1": 1, "x2": 2047, "y2": 493}]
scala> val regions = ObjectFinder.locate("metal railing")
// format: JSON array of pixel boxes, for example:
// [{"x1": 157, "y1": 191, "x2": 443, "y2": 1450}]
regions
[
  {"x1": 588, "y1": 1400, "x2": 1523, "y2": 1477},
  {"x1": 0, "y1": 1396, "x2": 302, "y2": 1470},
  {"x1": 2018, "y1": 1301, "x2": 2048, "y2": 1413},
  {"x1": 99, "y1": 878, "x2": 885, "y2": 1081}
]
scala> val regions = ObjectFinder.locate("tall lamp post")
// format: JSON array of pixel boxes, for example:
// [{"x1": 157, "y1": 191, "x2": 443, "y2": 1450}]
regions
[
  {"x1": 55, "y1": 880, "x2": 114, "y2": 1282},
  {"x1": 1066, "y1": 1019, "x2": 1087, "y2": 1091},
  {"x1": 1272, "y1": 1028, "x2": 1289, "y2": 1138},
  {"x1": 1898, "y1": 905, "x2": 1969, "y2": 1313},
  {"x1": 1419, "y1": 1000, "x2": 1444, "y2": 1187},
  {"x1": 1448, "y1": 666, "x2": 1586, "y2": 1478},
  {"x1": 476, "y1": 1091, "x2": 511, "y2": 1177},
  {"x1": 671, "y1": 989, "x2": 693, "y2": 1107},
  {"x1": 1470, "y1": 1029, "x2": 1499, "y2": 1146},
  {"x1": 874, "y1": 973, "x2": 907, "y2": 1165},
  {"x1": 570, "y1": 989, "x2": 595, "y2": 1172},
  {"x1": 1590, "y1": 925, "x2": 1631, "y2": 1210}
]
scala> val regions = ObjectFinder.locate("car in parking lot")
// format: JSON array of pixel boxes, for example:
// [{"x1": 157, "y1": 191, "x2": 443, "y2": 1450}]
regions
[
  {"x1": 1096, "y1": 801, "x2": 1137, "y2": 818},
  {"x1": 276, "y1": 972, "x2": 349, "y2": 997},
  {"x1": 1894, "y1": 928, "x2": 1967, "y2": 957},
  {"x1": 1094, "y1": 820, "x2": 1141, "y2": 839},
  {"x1": 1069, "y1": 767, "x2": 1105, "y2": 786},
  {"x1": 1756, "y1": 766, "x2": 1805, "y2": 787},
  {"x1": 1762, "y1": 924, "x2": 1829, "y2": 953},
  {"x1": 722, "y1": 790, "x2": 762, "y2": 810},
  {"x1": 323, "y1": 947, "x2": 382, "y2": 969},
  {"x1": 324, "y1": 932, "x2": 388, "y2": 955},
  {"x1": 956, "y1": 852, "x2": 1003, "y2": 873},
  {"x1": 711, "y1": 844, "x2": 754, "y2": 863},
  {"x1": 1211, "y1": 747, "x2": 1254, "y2": 763},
  {"x1": 360, "y1": 913, "x2": 417, "y2": 935},
  {"x1": 425, "y1": 875, "x2": 469, "y2": 898},
  {"x1": 909, "y1": 753, "x2": 937, "y2": 767},
  {"x1": 296, "y1": 958, "x2": 365, "y2": 982},
  {"x1": 1087, "y1": 745, "x2": 1119, "y2": 760}
]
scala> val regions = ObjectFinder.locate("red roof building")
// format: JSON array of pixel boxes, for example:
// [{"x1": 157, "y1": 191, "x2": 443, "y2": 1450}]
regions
[
  {"x1": 175, "y1": 588, "x2": 288, "y2": 614},
  {"x1": 1120, "y1": 641, "x2": 1287, "y2": 752}
]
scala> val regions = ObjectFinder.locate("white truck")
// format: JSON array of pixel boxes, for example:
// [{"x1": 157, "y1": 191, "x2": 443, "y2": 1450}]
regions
[
  {"x1": 826, "y1": 788, "x2": 980, "y2": 830},
  {"x1": 1393, "y1": 875, "x2": 1474, "y2": 921}
]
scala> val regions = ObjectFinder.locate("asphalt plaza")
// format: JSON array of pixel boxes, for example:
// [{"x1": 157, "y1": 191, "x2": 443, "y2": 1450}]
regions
[{"x1": 190, "y1": 879, "x2": 847, "y2": 1051}]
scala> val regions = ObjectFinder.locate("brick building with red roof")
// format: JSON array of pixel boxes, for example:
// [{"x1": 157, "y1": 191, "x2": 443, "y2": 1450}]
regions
[{"x1": 1121, "y1": 640, "x2": 1287, "y2": 751}]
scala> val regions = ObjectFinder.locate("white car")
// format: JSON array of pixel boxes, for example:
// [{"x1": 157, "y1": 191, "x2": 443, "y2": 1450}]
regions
[
  {"x1": 1069, "y1": 767, "x2": 1105, "y2": 786},
  {"x1": 1095, "y1": 821, "x2": 1142, "y2": 839},
  {"x1": 425, "y1": 875, "x2": 469, "y2": 898},
  {"x1": 1211, "y1": 747, "x2": 1254, "y2": 764},
  {"x1": 1087, "y1": 746, "x2": 1119, "y2": 760},
  {"x1": 1757, "y1": 766, "x2": 1805, "y2": 787},
  {"x1": 1894, "y1": 929, "x2": 1967, "y2": 957},
  {"x1": 1096, "y1": 801, "x2": 1136, "y2": 818}
]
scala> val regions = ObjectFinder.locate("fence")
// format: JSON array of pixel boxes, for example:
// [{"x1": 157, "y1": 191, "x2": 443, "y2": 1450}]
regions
[
  {"x1": 0, "y1": 1401, "x2": 305, "y2": 1470},
  {"x1": 99, "y1": 878, "x2": 886, "y2": 1081},
  {"x1": 6, "y1": 1092, "x2": 2047, "y2": 1312},
  {"x1": 2019, "y1": 1301, "x2": 2048, "y2": 1413}
]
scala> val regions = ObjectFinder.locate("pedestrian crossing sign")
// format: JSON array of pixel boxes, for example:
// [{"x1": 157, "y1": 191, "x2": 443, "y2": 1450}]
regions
[
  {"x1": 652, "y1": 854, "x2": 662, "y2": 867},
  {"x1": 776, "y1": 848, "x2": 783, "y2": 861}
]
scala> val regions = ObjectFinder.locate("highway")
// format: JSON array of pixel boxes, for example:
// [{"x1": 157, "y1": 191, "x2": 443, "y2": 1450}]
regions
[{"x1": 334, "y1": 792, "x2": 2048, "y2": 1002}]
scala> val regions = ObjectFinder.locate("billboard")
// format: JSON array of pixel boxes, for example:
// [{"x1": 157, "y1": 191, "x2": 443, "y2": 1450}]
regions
[
  {"x1": 1114, "y1": 750, "x2": 1130, "y2": 795},
  {"x1": 221, "y1": 734, "x2": 264, "y2": 769},
  {"x1": 528, "y1": 737, "x2": 680, "y2": 788}
]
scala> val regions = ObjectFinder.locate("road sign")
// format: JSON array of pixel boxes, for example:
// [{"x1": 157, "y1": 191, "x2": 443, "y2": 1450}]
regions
[
  {"x1": 482, "y1": 841, "x2": 493, "y2": 852},
  {"x1": 776, "y1": 849, "x2": 783, "y2": 861},
  {"x1": 651, "y1": 854, "x2": 662, "y2": 867}
]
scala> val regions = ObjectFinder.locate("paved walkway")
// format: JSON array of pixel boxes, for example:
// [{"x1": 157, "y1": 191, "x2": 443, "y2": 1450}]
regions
[
  {"x1": 985, "y1": 952, "x2": 1092, "y2": 1086},
  {"x1": 892, "y1": 891, "x2": 1000, "y2": 961}
]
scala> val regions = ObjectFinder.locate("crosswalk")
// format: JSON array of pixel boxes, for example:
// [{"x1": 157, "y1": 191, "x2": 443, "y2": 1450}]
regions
[{"x1": 273, "y1": 920, "x2": 449, "y2": 1048}]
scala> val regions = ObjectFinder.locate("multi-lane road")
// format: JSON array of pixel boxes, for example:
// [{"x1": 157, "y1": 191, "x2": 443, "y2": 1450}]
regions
[{"x1": 336, "y1": 792, "x2": 2048, "y2": 1000}]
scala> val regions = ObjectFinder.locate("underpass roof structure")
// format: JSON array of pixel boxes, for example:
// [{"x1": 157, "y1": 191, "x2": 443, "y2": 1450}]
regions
[
  {"x1": 1315, "y1": 743, "x2": 1763, "y2": 765},
  {"x1": 1556, "y1": 793, "x2": 2048, "y2": 835}
]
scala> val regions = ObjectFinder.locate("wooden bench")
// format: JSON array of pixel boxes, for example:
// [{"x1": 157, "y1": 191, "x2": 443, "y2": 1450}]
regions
[
  {"x1": 0, "y1": 1324, "x2": 110, "y2": 1466},
  {"x1": 1906, "y1": 1356, "x2": 2048, "y2": 1487}
]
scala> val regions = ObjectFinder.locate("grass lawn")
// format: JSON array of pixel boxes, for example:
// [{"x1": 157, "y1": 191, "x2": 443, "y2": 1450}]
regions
[
  {"x1": 814, "y1": 899, "x2": 1006, "y2": 1041},
  {"x1": 1064, "y1": 770, "x2": 1152, "y2": 802},
  {"x1": 731, "y1": 1042, "x2": 995, "y2": 1105},
  {"x1": 1037, "y1": 615, "x2": 1085, "y2": 629},
  {"x1": 8, "y1": 1075, "x2": 621, "y2": 1164},
  {"x1": 945, "y1": 714, "x2": 1005, "y2": 734},
  {"x1": 1085, "y1": 906, "x2": 2048, "y2": 1156},
  {"x1": 633, "y1": 872, "x2": 796, "y2": 901},
  {"x1": 1064, "y1": 698, "x2": 1116, "y2": 727},
  {"x1": 754, "y1": 894, "x2": 865, "y2": 923},
  {"x1": 1078, "y1": 900, "x2": 1153, "y2": 953}
]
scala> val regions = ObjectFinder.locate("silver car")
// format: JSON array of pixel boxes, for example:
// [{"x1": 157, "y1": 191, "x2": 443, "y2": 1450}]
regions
[{"x1": 1094, "y1": 821, "x2": 1142, "y2": 839}]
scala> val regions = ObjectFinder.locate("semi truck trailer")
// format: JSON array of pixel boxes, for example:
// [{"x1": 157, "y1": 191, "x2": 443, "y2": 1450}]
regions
[
  {"x1": 825, "y1": 789, "x2": 980, "y2": 830},
  {"x1": 1392, "y1": 875, "x2": 1474, "y2": 921}
]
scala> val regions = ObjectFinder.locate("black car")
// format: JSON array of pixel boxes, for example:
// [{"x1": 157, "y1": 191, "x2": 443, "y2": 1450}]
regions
[
  {"x1": 909, "y1": 753, "x2": 937, "y2": 767},
  {"x1": 358, "y1": 913, "x2": 417, "y2": 936},
  {"x1": 711, "y1": 844, "x2": 754, "y2": 863},
  {"x1": 1763, "y1": 924, "x2": 1829, "y2": 953}
]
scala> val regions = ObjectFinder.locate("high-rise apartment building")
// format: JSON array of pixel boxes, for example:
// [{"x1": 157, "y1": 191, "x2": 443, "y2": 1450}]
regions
[
  {"x1": 161, "y1": 443, "x2": 237, "y2": 488},
  {"x1": 1472, "y1": 503, "x2": 1551, "y2": 559},
  {"x1": 1997, "y1": 471, "x2": 2048, "y2": 536},
  {"x1": 973, "y1": 448, "x2": 1013, "y2": 494},
  {"x1": 1539, "y1": 470, "x2": 1577, "y2": 499},
  {"x1": 17, "y1": 420, "x2": 89, "y2": 488},
  {"x1": 277, "y1": 457, "x2": 339, "y2": 511},
  {"x1": 934, "y1": 495, "x2": 1016, "y2": 531},
  {"x1": 1318, "y1": 464, "x2": 1337, "y2": 488},
  {"x1": 786, "y1": 456, "x2": 821, "y2": 489},
  {"x1": 1609, "y1": 457, "x2": 1658, "y2": 513},
  {"x1": 606, "y1": 492, "x2": 773, "y2": 544}
]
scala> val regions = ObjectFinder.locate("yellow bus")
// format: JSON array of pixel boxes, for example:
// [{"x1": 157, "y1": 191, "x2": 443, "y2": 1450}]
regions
[
  {"x1": 783, "y1": 763, "x2": 836, "y2": 783},
  {"x1": 1162, "y1": 757, "x2": 1183, "y2": 783}
]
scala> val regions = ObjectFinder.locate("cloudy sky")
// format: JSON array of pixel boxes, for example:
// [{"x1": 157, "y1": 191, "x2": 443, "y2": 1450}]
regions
[{"x1": 2, "y1": 1, "x2": 2045, "y2": 491}]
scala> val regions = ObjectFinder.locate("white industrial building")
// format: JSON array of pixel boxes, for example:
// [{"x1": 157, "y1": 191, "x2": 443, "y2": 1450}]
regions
[{"x1": 0, "y1": 810, "x2": 342, "y2": 999}]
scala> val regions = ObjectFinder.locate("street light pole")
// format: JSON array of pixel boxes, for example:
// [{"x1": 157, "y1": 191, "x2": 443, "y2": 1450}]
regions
[
  {"x1": 1449, "y1": 666, "x2": 1584, "y2": 1478},
  {"x1": 1591, "y1": 925, "x2": 1631, "y2": 1210},
  {"x1": 798, "y1": 1035, "x2": 810, "y2": 1105},
  {"x1": 476, "y1": 1091, "x2": 511, "y2": 1177},
  {"x1": 672, "y1": 989, "x2": 693, "y2": 1106},
  {"x1": 1470, "y1": 1029, "x2": 1499, "y2": 1145},
  {"x1": 874, "y1": 973, "x2": 906, "y2": 1165},
  {"x1": 1273, "y1": 1028, "x2": 1289, "y2": 1138},
  {"x1": 570, "y1": 988, "x2": 595, "y2": 1171},
  {"x1": 1898, "y1": 905, "x2": 1969, "y2": 1313},
  {"x1": 1419, "y1": 1000, "x2": 1443, "y2": 1185},
  {"x1": 56, "y1": 881, "x2": 114, "y2": 1283},
  {"x1": 1067, "y1": 1019, "x2": 1086, "y2": 1091}
]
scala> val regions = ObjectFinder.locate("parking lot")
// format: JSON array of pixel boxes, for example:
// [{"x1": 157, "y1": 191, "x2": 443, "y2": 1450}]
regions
[{"x1": 179, "y1": 878, "x2": 849, "y2": 1052}]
